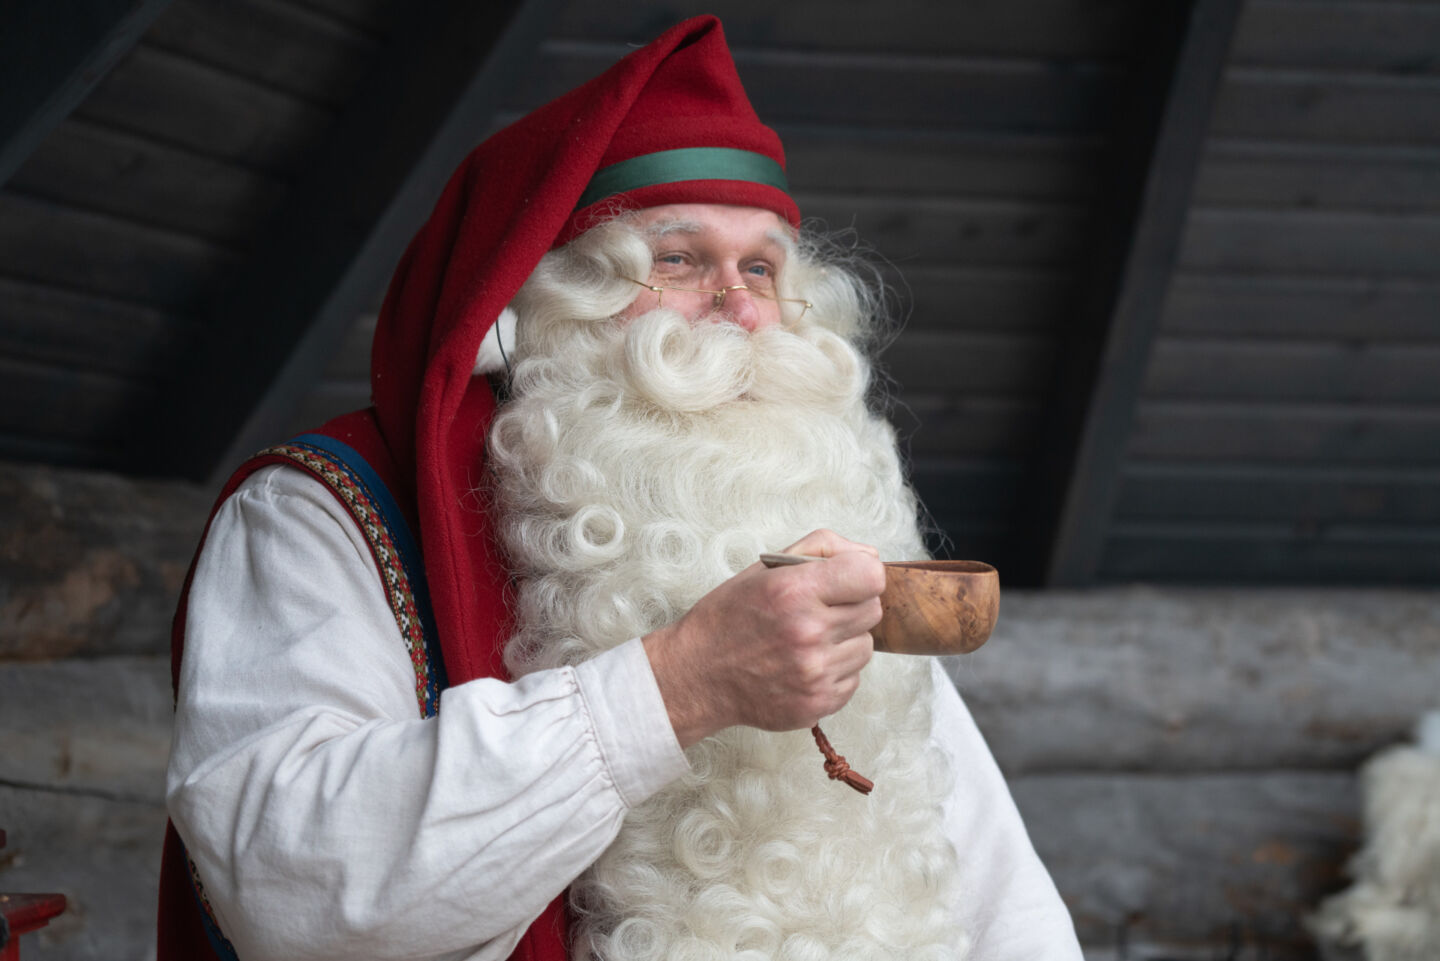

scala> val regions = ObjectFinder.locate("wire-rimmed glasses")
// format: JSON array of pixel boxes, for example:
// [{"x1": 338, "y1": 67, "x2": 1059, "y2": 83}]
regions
[{"x1": 623, "y1": 277, "x2": 812, "y2": 321}]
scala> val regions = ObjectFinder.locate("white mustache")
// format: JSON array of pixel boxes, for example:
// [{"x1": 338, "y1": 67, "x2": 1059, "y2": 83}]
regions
[{"x1": 615, "y1": 310, "x2": 866, "y2": 413}]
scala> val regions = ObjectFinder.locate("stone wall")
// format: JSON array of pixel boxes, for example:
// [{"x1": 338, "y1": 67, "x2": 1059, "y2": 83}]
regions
[{"x1": 2, "y1": 462, "x2": 1436, "y2": 960}]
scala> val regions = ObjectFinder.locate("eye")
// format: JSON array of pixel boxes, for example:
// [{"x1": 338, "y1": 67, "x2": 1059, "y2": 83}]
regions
[
  {"x1": 656, "y1": 253, "x2": 687, "y2": 266},
  {"x1": 744, "y1": 262, "x2": 777, "y2": 288}
]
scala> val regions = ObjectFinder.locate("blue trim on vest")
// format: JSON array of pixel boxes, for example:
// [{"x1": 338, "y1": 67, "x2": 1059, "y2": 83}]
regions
[
  {"x1": 192, "y1": 879, "x2": 241, "y2": 961},
  {"x1": 291, "y1": 432, "x2": 449, "y2": 709}
]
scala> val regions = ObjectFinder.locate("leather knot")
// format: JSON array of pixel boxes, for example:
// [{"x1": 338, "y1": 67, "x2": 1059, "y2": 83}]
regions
[{"x1": 810, "y1": 724, "x2": 874, "y2": 795}]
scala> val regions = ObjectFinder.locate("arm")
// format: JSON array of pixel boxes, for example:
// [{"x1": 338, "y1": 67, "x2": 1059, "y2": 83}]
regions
[
  {"x1": 929, "y1": 659, "x2": 1084, "y2": 959},
  {"x1": 167, "y1": 466, "x2": 688, "y2": 961}
]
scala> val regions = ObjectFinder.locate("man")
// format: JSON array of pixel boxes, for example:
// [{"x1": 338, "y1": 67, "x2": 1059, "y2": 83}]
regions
[{"x1": 160, "y1": 16, "x2": 1081, "y2": 961}]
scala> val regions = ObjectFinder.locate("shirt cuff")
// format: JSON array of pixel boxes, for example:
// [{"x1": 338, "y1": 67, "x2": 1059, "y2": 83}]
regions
[{"x1": 574, "y1": 638, "x2": 690, "y2": 809}]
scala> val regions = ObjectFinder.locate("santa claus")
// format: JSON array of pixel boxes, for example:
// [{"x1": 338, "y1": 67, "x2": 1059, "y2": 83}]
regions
[{"x1": 160, "y1": 16, "x2": 1080, "y2": 961}]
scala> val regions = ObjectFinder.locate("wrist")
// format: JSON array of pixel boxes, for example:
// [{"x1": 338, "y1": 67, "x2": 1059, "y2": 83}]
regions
[{"x1": 642, "y1": 622, "x2": 726, "y2": 749}]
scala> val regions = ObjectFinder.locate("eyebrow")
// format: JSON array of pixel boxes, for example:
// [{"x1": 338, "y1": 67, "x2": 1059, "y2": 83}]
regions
[
  {"x1": 765, "y1": 228, "x2": 797, "y2": 257},
  {"x1": 644, "y1": 218, "x2": 705, "y2": 238},
  {"x1": 641, "y1": 218, "x2": 790, "y2": 259}
]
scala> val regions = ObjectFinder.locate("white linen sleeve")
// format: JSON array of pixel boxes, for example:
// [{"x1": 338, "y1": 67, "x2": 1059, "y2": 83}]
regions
[
  {"x1": 166, "y1": 466, "x2": 689, "y2": 961},
  {"x1": 929, "y1": 658, "x2": 1084, "y2": 959}
]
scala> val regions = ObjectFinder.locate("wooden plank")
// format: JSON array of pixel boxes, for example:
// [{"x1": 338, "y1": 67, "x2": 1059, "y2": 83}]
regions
[
  {"x1": 282, "y1": 378, "x2": 370, "y2": 437},
  {"x1": 316, "y1": 311, "x2": 376, "y2": 382},
  {"x1": 880, "y1": 330, "x2": 1054, "y2": 395},
  {"x1": 511, "y1": 40, "x2": 1125, "y2": 134},
  {"x1": 1101, "y1": 523, "x2": 1440, "y2": 584},
  {"x1": 155, "y1": 0, "x2": 567, "y2": 480},
  {"x1": 779, "y1": 126, "x2": 1102, "y2": 201},
  {"x1": 74, "y1": 43, "x2": 334, "y2": 173},
  {"x1": 1196, "y1": 139, "x2": 1440, "y2": 213},
  {"x1": 1115, "y1": 463, "x2": 1440, "y2": 525},
  {"x1": 923, "y1": 531, "x2": 1011, "y2": 568},
  {"x1": 0, "y1": 275, "x2": 182, "y2": 377},
  {"x1": 1129, "y1": 400, "x2": 1440, "y2": 466},
  {"x1": 0, "y1": 0, "x2": 174, "y2": 187},
  {"x1": 0, "y1": 658, "x2": 171, "y2": 800},
  {"x1": 1232, "y1": 0, "x2": 1440, "y2": 75},
  {"x1": 7, "y1": 117, "x2": 288, "y2": 244},
  {"x1": 1014, "y1": 0, "x2": 1246, "y2": 588},
  {"x1": 1212, "y1": 68, "x2": 1440, "y2": 146},
  {"x1": 1181, "y1": 207, "x2": 1440, "y2": 277},
  {"x1": 0, "y1": 434, "x2": 129, "y2": 472},
  {"x1": 551, "y1": 0, "x2": 1143, "y2": 59},
  {"x1": 146, "y1": 0, "x2": 378, "y2": 106},
  {"x1": 0, "y1": 461, "x2": 208, "y2": 660},
  {"x1": 890, "y1": 395, "x2": 1041, "y2": 459},
  {"x1": 732, "y1": 46, "x2": 1125, "y2": 137},
  {"x1": 797, "y1": 193, "x2": 1091, "y2": 268},
  {"x1": 1008, "y1": 772, "x2": 1358, "y2": 955},
  {"x1": 1163, "y1": 272, "x2": 1440, "y2": 340},
  {"x1": 909, "y1": 457, "x2": 1025, "y2": 527},
  {"x1": 896, "y1": 265, "x2": 1078, "y2": 334},
  {"x1": 1143, "y1": 338, "x2": 1440, "y2": 404},
  {"x1": 0, "y1": 356, "x2": 159, "y2": 474},
  {"x1": 0, "y1": 192, "x2": 236, "y2": 308},
  {"x1": 953, "y1": 587, "x2": 1440, "y2": 772},
  {"x1": 291, "y1": 0, "x2": 400, "y2": 35}
]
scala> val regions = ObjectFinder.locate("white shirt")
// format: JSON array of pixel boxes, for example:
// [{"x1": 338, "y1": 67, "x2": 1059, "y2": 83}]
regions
[{"x1": 168, "y1": 465, "x2": 1081, "y2": 961}]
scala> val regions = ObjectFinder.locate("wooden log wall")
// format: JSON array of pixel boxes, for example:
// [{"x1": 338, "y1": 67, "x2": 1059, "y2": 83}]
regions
[
  {"x1": 3, "y1": 460, "x2": 1437, "y2": 959},
  {"x1": 0, "y1": 463, "x2": 210, "y2": 958}
]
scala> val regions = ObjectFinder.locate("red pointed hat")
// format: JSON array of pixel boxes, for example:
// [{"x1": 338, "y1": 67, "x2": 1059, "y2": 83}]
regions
[{"x1": 370, "y1": 16, "x2": 798, "y2": 687}]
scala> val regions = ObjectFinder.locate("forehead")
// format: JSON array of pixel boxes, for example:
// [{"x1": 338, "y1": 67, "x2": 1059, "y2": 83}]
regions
[{"x1": 630, "y1": 203, "x2": 791, "y2": 247}]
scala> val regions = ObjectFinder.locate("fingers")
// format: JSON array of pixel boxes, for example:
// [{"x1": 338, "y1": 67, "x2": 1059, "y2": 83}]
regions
[
  {"x1": 826, "y1": 631, "x2": 875, "y2": 679},
  {"x1": 783, "y1": 528, "x2": 880, "y2": 560},
  {"x1": 808, "y1": 552, "x2": 886, "y2": 609},
  {"x1": 645, "y1": 530, "x2": 887, "y2": 743},
  {"x1": 826, "y1": 594, "x2": 884, "y2": 640}
]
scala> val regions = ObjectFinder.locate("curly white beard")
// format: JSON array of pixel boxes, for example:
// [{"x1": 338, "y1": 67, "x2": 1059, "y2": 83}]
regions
[{"x1": 486, "y1": 227, "x2": 965, "y2": 960}]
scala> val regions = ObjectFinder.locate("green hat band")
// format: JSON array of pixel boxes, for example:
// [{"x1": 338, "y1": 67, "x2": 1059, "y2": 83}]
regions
[{"x1": 576, "y1": 147, "x2": 790, "y2": 209}]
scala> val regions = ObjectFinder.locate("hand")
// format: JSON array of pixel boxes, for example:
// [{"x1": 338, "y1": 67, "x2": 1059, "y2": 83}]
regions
[{"x1": 643, "y1": 529, "x2": 885, "y2": 748}]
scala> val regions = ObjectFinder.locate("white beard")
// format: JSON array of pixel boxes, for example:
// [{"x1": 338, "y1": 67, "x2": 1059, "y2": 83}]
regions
[{"x1": 487, "y1": 306, "x2": 966, "y2": 960}]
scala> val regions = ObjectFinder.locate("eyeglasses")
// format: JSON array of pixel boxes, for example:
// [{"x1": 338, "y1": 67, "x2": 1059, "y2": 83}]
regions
[{"x1": 623, "y1": 277, "x2": 812, "y2": 321}]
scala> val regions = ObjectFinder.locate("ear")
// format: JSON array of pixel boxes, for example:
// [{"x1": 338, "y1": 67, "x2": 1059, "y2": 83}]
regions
[{"x1": 473, "y1": 307, "x2": 518, "y2": 375}]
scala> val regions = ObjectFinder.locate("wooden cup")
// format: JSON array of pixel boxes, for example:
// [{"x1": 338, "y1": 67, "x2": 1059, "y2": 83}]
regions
[
  {"x1": 759, "y1": 554, "x2": 1000, "y2": 656},
  {"x1": 871, "y1": 560, "x2": 999, "y2": 655}
]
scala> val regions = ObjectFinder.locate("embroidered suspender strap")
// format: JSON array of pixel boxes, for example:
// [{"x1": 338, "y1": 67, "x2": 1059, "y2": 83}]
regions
[
  {"x1": 183, "y1": 432, "x2": 450, "y2": 961},
  {"x1": 261, "y1": 432, "x2": 449, "y2": 716}
]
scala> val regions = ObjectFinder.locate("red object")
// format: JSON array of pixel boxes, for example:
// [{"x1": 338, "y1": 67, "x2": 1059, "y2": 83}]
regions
[
  {"x1": 0, "y1": 832, "x2": 67, "y2": 961},
  {"x1": 160, "y1": 15, "x2": 791, "y2": 961}
]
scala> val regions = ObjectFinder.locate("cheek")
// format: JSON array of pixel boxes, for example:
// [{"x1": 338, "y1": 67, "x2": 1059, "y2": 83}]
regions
[{"x1": 618, "y1": 291, "x2": 657, "y2": 323}]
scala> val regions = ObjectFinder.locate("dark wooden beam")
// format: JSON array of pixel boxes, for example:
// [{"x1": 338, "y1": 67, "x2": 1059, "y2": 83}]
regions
[
  {"x1": 144, "y1": 0, "x2": 563, "y2": 482},
  {"x1": 1005, "y1": 0, "x2": 1245, "y2": 587},
  {"x1": 0, "y1": 0, "x2": 174, "y2": 188}
]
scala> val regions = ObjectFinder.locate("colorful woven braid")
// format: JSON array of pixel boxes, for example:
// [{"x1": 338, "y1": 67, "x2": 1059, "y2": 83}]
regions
[{"x1": 258, "y1": 439, "x2": 444, "y2": 718}]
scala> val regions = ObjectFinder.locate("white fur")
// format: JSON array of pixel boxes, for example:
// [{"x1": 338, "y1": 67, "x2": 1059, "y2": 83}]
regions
[
  {"x1": 485, "y1": 219, "x2": 965, "y2": 959},
  {"x1": 1308, "y1": 715, "x2": 1440, "y2": 961},
  {"x1": 474, "y1": 307, "x2": 519, "y2": 375}
]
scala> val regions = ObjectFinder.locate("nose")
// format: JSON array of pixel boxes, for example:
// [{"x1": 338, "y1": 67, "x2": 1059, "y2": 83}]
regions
[{"x1": 712, "y1": 279, "x2": 779, "y2": 333}]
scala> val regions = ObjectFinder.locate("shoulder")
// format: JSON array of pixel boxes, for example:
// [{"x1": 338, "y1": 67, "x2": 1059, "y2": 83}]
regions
[{"x1": 203, "y1": 463, "x2": 379, "y2": 591}]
